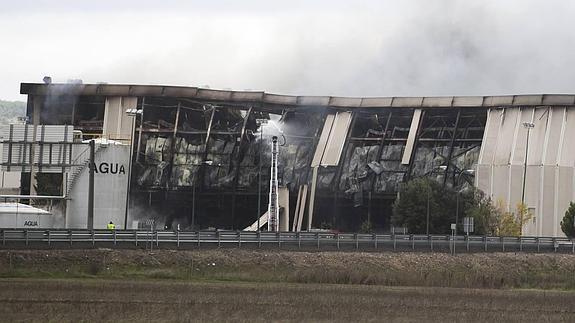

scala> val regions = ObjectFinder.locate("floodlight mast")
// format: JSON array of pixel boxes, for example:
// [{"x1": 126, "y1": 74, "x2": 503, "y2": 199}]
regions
[
  {"x1": 520, "y1": 121, "x2": 535, "y2": 236},
  {"x1": 124, "y1": 108, "x2": 142, "y2": 229},
  {"x1": 521, "y1": 123, "x2": 535, "y2": 201},
  {"x1": 268, "y1": 136, "x2": 279, "y2": 232}
]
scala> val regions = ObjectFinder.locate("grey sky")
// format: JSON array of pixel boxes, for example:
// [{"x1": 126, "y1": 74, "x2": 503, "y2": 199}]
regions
[{"x1": 1, "y1": 0, "x2": 574, "y2": 101}]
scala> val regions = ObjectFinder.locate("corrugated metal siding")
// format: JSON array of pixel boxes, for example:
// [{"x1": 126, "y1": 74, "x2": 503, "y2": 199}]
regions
[
  {"x1": 493, "y1": 108, "x2": 519, "y2": 165},
  {"x1": 542, "y1": 108, "x2": 564, "y2": 165},
  {"x1": 478, "y1": 109, "x2": 499, "y2": 165},
  {"x1": 476, "y1": 106, "x2": 575, "y2": 237},
  {"x1": 527, "y1": 108, "x2": 549, "y2": 165},
  {"x1": 559, "y1": 108, "x2": 575, "y2": 166},
  {"x1": 510, "y1": 107, "x2": 534, "y2": 165},
  {"x1": 0, "y1": 125, "x2": 73, "y2": 172}
]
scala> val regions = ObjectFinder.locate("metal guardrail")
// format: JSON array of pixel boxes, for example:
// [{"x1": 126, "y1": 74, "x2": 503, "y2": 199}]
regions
[{"x1": 1, "y1": 229, "x2": 574, "y2": 253}]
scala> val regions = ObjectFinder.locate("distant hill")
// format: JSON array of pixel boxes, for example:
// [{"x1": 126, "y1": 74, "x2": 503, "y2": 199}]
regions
[{"x1": 0, "y1": 99, "x2": 26, "y2": 124}]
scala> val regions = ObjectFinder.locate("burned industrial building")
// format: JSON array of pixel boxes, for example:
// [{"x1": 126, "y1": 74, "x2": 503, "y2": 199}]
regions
[{"x1": 4, "y1": 83, "x2": 575, "y2": 236}]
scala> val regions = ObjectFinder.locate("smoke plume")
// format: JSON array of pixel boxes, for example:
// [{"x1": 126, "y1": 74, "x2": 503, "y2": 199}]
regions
[{"x1": 1, "y1": 1, "x2": 575, "y2": 100}]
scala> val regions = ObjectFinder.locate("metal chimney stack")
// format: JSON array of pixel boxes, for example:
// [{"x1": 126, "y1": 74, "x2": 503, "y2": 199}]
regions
[{"x1": 268, "y1": 136, "x2": 279, "y2": 232}]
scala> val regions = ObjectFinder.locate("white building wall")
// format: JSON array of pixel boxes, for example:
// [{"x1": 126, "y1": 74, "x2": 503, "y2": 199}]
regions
[
  {"x1": 103, "y1": 97, "x2": 138, "y2": 142},
  {"x1": 0, "y1": 140, "x2": 23, "y2": 194},
  {"x1": 0, "y1": 170, "x2": 20, "y2": 194},
  {"x1": 476, "y1": 106, "x2": 575, "y2": 237}
]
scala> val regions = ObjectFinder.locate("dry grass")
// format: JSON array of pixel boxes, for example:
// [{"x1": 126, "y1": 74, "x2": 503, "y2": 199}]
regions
[
  {"x1": 2, "y1": 249, "x2": 575, "y2": 290},
  {"x1": 3, "y1": 250, "x2": 575, "y2": 322},
  {"x1": 1, "y1": 278, "x2": 575, "y2": 322}
]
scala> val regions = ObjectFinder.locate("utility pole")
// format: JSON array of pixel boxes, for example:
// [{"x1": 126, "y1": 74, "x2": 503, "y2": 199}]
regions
[
  {"x1": 257, "y1": 127, "x2": 263, "y2": 231},
  {"x1": 124, "y1": 108, "x2": 141, "y2": 230},
  {"x1": 426, "y1": 185, "x2": 430, "y2": 235},
  {"x1": 454, "y1": 168, "x2": 475, "y2": 236},
  {"x1": 455, "y1": 192, "x2": 459, "y2": 236},
  {"x1": 191, "y1": 184, "x2": 195, "y2": 230},
  {"x1": 87, "y1": 139, "x2": 95, "y2": 230}
]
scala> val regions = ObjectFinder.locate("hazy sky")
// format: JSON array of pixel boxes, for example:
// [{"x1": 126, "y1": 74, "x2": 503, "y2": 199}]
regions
[{"x1": 1, "y1": 0, "x2": 574, "y2": 101}]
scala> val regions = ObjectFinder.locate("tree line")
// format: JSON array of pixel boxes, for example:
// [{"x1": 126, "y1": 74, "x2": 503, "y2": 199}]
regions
[
  {"x1": 0, "y1": 99, "x2": 26, "y2": 124},
  {"x1": 391, "y1": 178, "x2": 533, "y2": 236}
]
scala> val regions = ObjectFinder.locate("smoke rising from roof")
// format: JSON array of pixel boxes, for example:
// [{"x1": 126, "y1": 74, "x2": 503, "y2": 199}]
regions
[{"x1": 1, "y1": 1, "x2": 575, "y2": 100}]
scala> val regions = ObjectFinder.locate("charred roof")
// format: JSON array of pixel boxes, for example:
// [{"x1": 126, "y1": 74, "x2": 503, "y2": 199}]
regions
[{"x1": 20, "y1": 82, "x2": 575, "y2": 109}]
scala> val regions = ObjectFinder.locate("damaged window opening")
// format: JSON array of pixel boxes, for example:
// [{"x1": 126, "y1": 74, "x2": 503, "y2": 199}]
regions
[
  {"x1": 409, "y1": 109, "x2": 486, "y2": 188},
  {"x1": 73, "y1": 96, "x2": 105, "y2": 136},
  {"x1": 339, "y1": 110, "x2": 412, "y2": 196}
]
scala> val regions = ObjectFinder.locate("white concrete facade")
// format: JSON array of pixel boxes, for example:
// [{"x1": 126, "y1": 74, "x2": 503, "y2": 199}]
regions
[{"x1": 476, "y1": 106, "x2": 575, "y2": 237}]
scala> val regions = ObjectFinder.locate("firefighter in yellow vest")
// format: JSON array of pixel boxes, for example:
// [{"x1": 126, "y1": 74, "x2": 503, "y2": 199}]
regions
[{"x1": 107, "y1": 221, "x2": 116, "y2": 230}]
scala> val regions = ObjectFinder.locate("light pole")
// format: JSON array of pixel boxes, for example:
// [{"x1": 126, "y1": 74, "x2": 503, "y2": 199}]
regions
[
  {"x1": 426, "y1": 185, "x2": 430, "y2": 235},
  {"x1": 521, "y1": 122, "x2": 534, "y2": 204},
  {"x1": 454, "y1": 169, "x2": 475, "y2": 235},
  {"x1": 425, "y1": 163, "x2": 450, "y2": 235},
  {"x1": 521, "y1": 122, "x2": 535, "y2": 235},
  {"x1": 255, "y1": 119, "x2": 268, "y2": 232},
  {"x1": 124, "y1": 108, "x2": 142, "y2": 230}
]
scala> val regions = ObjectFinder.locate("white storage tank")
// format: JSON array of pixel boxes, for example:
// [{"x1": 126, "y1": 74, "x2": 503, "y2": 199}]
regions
[
  {"x1": 0, "y1": 203, "x2": 53, "y2": 228},
  {"x1": 65, "y1": 139, "x2": 130, "y2": 229}
]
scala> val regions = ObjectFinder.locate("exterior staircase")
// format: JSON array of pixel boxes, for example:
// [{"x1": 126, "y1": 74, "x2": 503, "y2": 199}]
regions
[{"x1": 65, "y1": 145, "x2": 106, "y2": 197}]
